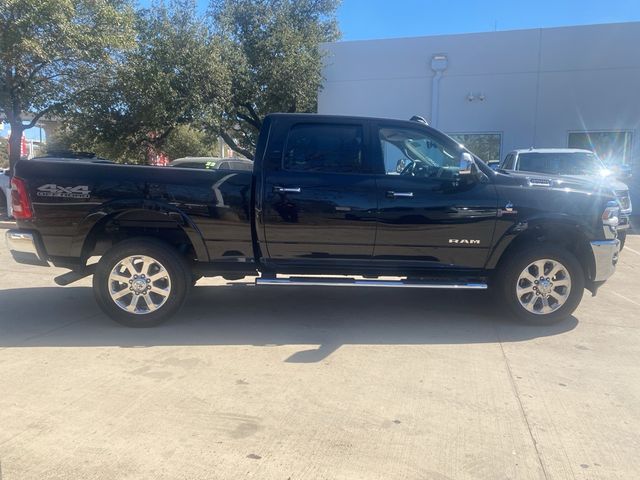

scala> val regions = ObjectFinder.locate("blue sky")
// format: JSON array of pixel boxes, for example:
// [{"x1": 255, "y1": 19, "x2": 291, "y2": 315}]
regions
[
  {"x1": 0, "y1": 122, "x2": 46, "y2": 142},
  {"x1": 337, "y1": 0, "x2": 640, "y2": 40},
  {"x1": 139, "y1": 0, "x2": 640, "y2": 40}
]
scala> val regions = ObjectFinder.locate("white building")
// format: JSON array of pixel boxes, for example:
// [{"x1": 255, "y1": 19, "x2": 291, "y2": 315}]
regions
[{"x1": 318, "y1": 22, "x2": 640, "y2": 208}]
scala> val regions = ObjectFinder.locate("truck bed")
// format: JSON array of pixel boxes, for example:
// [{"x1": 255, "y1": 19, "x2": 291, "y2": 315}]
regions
[{"x1": 14, "y1": 159, "x2": 255, "y2": 265}]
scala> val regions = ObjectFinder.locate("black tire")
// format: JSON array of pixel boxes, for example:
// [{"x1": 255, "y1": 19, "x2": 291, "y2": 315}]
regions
[
  {"x1": 93, "y1": 238, "x2": 190, "y2": 327},
  {"x1": 496, "y1": 245, "x2": 585, "y2": 325},
  {"x1": 619, "y1": 231, "x2": 626, "y2": 251}
]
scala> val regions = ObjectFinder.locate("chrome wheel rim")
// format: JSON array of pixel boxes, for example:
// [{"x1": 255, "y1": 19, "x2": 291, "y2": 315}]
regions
[
  {"x1": 108, "y1": 255, "x2": 171, "y2": 315},
  {"x1": 516, "y1": 258, "x2": 571, "y2": 315}
]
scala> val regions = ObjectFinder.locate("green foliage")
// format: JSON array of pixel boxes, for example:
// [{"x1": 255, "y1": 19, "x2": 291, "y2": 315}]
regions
[
  {"x1": 2, "y1": 0, "x2": 340, "y2": 163},
  {"x1": 50, "y1": 122, "x2": 218, "y2": 163},
  {"x1": 162, "y1": 125, "x2": 219, "y2": 160},
  {"x1": 65, "y1": 0, "x2": 230, "y2": 163},
  {"x1": 450, "y1": 133, "x2": 502, "y2": 163},
  {"x1": 0, "y1": 0, "x2": 136, "y2": 168},
  {"x1": 0, "y1": 138, "x2": 8, "y2": 168},
  {"x1": 209, "y1": 0, "x2": 340, "y2": 158}
]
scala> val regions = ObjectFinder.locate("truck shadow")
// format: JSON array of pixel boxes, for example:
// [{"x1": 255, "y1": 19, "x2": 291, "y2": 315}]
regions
[{"x1": 0, "y1": 285, "x2": 578, "y2": 362}]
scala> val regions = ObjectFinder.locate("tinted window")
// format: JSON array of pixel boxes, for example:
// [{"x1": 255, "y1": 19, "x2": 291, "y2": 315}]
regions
[
  {"x1": 283, "y1": 124, "x2": 364, "y2": 173},
  {"x1": 379, "y1": 127, "x2": 461, "y2": 179},
  {"x1": 503, "y1": 154, "x2": 515, "y2": 169},
  {"x1": 517, "y1": 152, "x2": 605, "y2": 175},
  {"x1": 228, "y1": 161, "x2": 253, "y2": 171}
]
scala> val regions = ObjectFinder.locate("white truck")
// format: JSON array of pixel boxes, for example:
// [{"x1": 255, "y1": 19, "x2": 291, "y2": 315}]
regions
[{"x1": 499, "y1": 148, "x2": 632, "y2": 248}]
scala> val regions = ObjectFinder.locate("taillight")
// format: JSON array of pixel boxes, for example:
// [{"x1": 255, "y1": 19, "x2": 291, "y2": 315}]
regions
[{"x1": 10, "y1": 177, "x2": 33, "y2": 220}]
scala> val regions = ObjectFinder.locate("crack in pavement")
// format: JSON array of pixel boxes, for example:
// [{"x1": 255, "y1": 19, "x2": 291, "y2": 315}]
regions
[{"x1": 494, "y1": 321, "x2": 552, "y2": 480}]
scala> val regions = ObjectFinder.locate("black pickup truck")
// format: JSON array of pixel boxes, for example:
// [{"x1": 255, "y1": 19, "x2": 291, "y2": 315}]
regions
[{"x1": 6, "y1": 114, "x2": 621, "y2": 327}]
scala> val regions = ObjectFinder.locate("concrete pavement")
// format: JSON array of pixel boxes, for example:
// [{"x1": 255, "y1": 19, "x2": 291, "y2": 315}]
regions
[{"x1": 0, "y1": 228, "x2": 638, "y2": 479}]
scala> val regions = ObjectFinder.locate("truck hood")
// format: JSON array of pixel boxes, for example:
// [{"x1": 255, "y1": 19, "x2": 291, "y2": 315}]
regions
[
  {"x1": 562, "y1": 174, "x2": 628, "y2": 192},
  {"x1": 495, "y1": 170, "x2": 618, "y2": 197},
  {"x1": 501, "y1": 170, "x2": 629, "y2": 192}
]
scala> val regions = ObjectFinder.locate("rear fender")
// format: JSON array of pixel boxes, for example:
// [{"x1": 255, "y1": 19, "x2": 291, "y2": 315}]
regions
[{"x1": 72, "y1": 199, "x2": 209, "y2": 263}]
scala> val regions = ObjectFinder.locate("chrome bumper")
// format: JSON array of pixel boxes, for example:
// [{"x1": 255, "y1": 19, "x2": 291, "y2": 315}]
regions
[
  {"x1": 5, "y1": 230, "x2": 48, "y2": 266},
  {"x1": 590, "y1": 239, "x2": 620, "y2": 282},
  {"x1": 618, "y1": 214, "x2": 631, "y2": 230}
]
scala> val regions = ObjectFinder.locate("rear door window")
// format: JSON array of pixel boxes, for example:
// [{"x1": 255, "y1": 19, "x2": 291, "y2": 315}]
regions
[{"x1": 283, "y1": 124, "x2": 364, "y2": 174}]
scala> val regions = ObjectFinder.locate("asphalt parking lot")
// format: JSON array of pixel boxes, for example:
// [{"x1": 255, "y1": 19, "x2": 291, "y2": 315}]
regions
[{"x1": 0, "y1": 225, "x2": 638, "y2": 480}]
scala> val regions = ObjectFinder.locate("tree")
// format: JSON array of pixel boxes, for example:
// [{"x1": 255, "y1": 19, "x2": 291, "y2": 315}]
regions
[
  {"x1": 64, "y1": 0, "x2": 230, "y2": 163},
  {"x1": 162, "y1": 125, "x2": 219, "y2": 160},
  {"x1": 449, "y1": 133, "x2": 502, "y2": 163},
  {"x1": 0, "y1": 137, "x2": 8, "y2": 168},
  {"x1": 209, "y1": 0, "x2": 340, "y2": 159},
  {"x1": 0, "y1": 0, "x2": 135, "y2": 172}
]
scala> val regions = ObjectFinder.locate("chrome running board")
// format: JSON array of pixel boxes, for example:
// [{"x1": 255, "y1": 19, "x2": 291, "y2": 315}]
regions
[{"x1": 255, "y1": 276, "x2": 487, "y2": 289}]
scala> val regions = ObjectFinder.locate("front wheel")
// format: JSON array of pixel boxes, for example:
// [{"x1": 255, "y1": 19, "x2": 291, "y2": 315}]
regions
[
  {"x1": 93, "y1": 238, "x2": 190, "y2": 327},
  {"x1": 497, "y1": 246, "x2": 585, "y2": 325}
]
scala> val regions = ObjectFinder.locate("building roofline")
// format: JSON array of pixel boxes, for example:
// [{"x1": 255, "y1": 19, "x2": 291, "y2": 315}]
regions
[{"x1": 326, "y1": 20, "x2": 640, "y2": 46}]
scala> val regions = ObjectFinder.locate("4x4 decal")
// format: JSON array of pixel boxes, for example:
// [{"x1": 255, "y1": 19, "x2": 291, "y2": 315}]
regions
[{"x1": 36, "y1": 184, "x2": 91, "y2": 199}]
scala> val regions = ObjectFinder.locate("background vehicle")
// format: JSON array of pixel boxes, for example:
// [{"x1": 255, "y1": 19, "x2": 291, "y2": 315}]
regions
[
  {"x1": 169, "y1": 157, "x2": 253, "y2": 171},
  {"x1": 6, "y1": 114, "x2": 621, "y2": 327},
  {"x1": 0, "y1": 169, "x2": 10, "y2": 218},
  {"x1": 499, "y1": 148, "x2": 632, "y2": 248}
]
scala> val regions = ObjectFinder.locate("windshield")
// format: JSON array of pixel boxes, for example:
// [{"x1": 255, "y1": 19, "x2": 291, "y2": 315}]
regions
[{"x1": 517, "y1": 152, "x2": 606, "y2": 175}]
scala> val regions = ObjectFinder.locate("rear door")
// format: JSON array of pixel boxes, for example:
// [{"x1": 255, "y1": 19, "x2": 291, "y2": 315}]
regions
[{"x1": 261, "y1": 118, "x2": 378, "y2": 269}]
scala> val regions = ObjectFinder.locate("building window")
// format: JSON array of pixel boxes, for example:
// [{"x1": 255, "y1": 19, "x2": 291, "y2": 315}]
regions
[
  {"x1": 448, "y1": 133, "x2": 502, "y2": 163},
  {"x1": 568, "y1": 131, "x2": 633, "y2": 166}
]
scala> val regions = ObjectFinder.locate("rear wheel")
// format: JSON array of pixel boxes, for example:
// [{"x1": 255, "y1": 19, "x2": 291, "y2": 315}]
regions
[
  {"x1": 93, "y1": 238, "x2": 190, "y2": 327},
  {"x1": 497, "y1": 245, "x2": 584, "y2": 325}
]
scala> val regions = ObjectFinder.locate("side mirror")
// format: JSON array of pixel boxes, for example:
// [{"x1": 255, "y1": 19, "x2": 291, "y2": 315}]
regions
[
  {"x1": 487, "y1": 160, "x2": 501, "y2": 171},
  {"x1": 459, "y1": 152, "x2": 489, "y2": 183},
  {"x1": 459, "y1": 152, "x2": 474, "y2": 174}
]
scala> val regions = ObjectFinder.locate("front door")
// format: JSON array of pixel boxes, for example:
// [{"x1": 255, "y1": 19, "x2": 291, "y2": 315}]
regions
[
  {"x1": 373, "y1": 123, "x2": 498, "y2": 271},
  {"x1": 261, "y1": 120, "x2": 377, "y2": 269}
]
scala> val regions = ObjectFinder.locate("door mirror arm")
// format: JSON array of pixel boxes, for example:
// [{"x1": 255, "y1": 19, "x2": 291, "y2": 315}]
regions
[{"x1": 459, "y1": 152, "x2": 489, "y2": 183}]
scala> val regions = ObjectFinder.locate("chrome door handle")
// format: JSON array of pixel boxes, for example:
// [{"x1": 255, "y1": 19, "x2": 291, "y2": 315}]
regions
[
  {"x1": 273, "y1": 186, "x2": 302, "y2": 193},
  {"x1": 386, "y1": 191, "x2": 414, "y2": 198}
]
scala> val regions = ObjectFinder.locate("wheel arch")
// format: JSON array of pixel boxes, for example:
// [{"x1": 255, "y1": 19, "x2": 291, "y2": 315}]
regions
[
  {"x1": 74, "y1": 200, "x2": 209, "y2": 265},
  {"x1": 487, "y1": 217, "x2": 595, "y2": 285}
]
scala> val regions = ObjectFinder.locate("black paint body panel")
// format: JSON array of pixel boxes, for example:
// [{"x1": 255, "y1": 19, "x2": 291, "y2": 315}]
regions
[{"x1": 13, "y1": 113, "x2": 617, "y2": 278}]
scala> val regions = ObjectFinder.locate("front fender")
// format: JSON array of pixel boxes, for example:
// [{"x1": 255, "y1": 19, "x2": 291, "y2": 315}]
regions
[{"x1": 485, "y1": 213, "x2": 595, "y2": 270}]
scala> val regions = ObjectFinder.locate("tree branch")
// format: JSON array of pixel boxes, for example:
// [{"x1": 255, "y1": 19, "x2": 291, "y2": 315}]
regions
[
  {"x1": 219, "y1": 130, "x2": 254, "y2": 160},
  {"x1": 24, "y1": 102, "x2": 64, "y2": 128},
  {"x1": 236, "y1": 112, "x2": 260, "y2": 130},
  {"x1": 243, "y1": 103, "x2": 262, "y2": 129}
]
